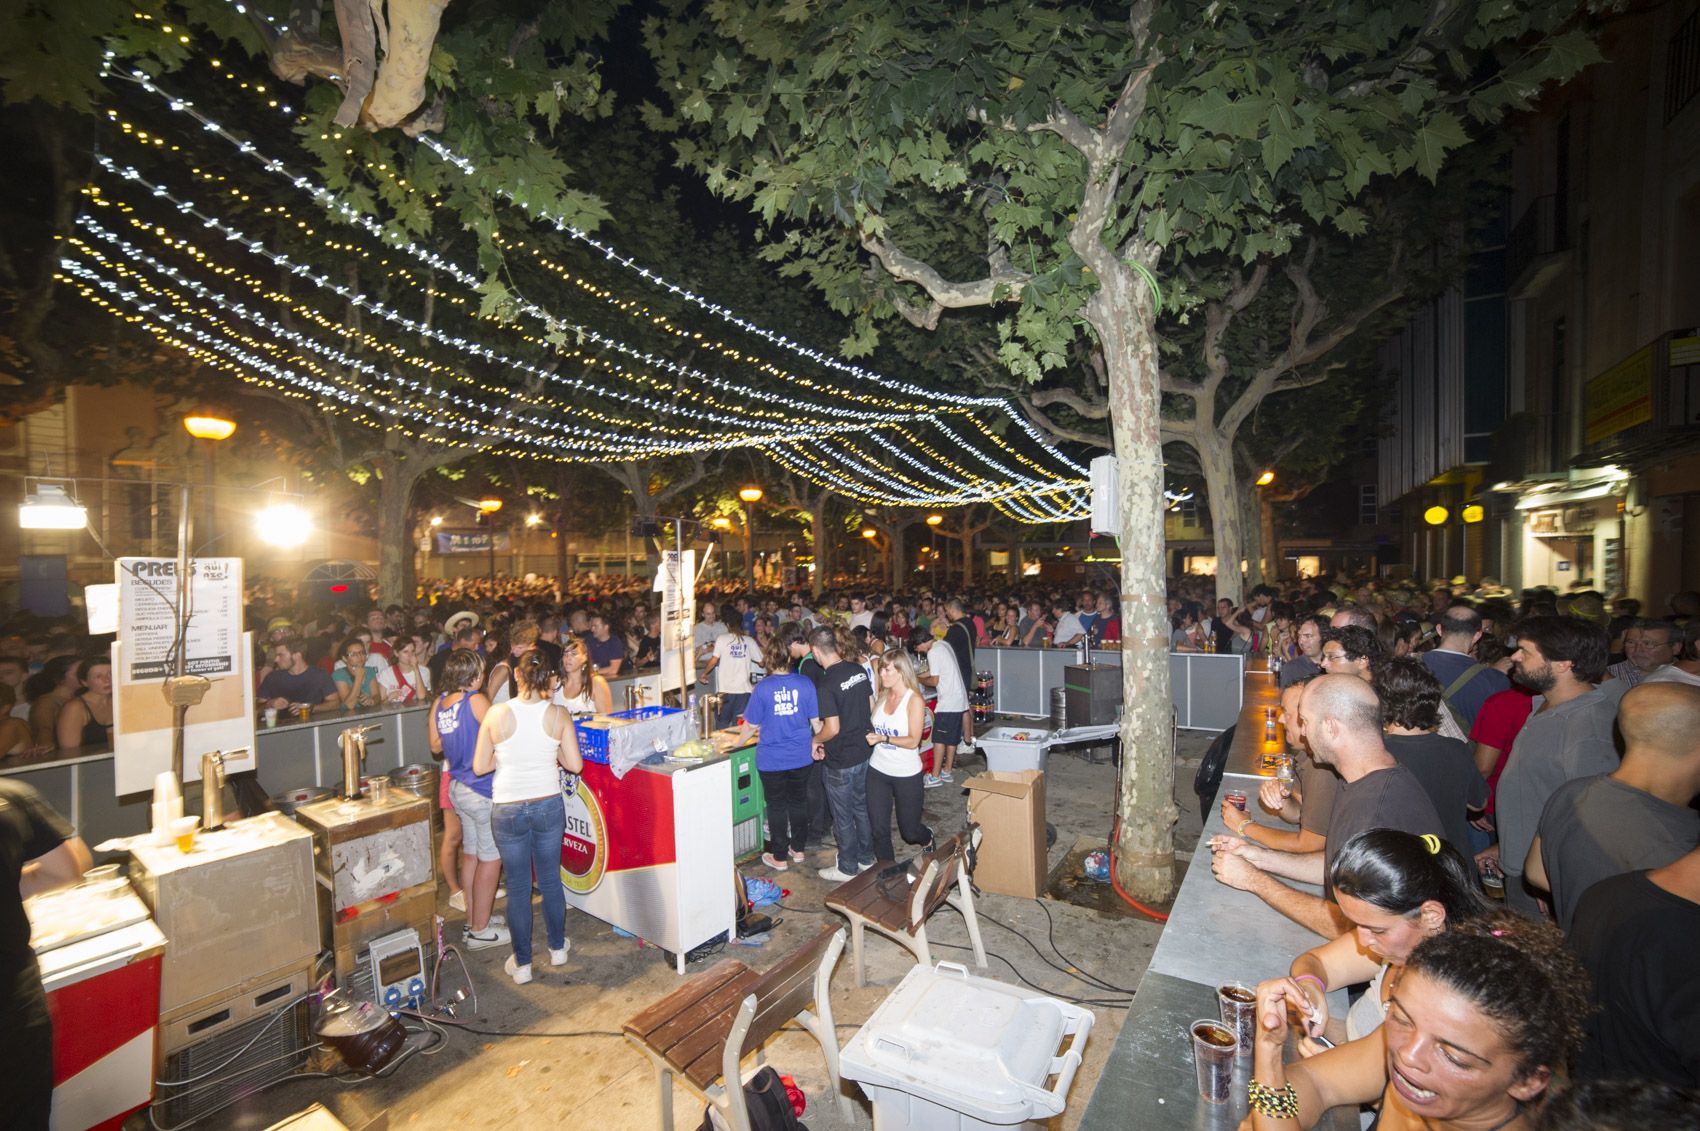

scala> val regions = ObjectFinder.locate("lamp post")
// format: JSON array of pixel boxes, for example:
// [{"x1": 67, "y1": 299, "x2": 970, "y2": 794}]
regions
[
  {"x1": 478, "y1": 497, "x2": 503, "y2": 583},
  {"x1": 861, "y1": 526, "x2": 879, "y2": 579},
  {"x1": 183, "y1": 412, "x2": 236, "y2": 550},
  {"x1": 1254, "y1": 470, "x2": 1275, "y2": 582},
  {"x1": 925, "y1": 513, "x2": 943, "y2": 585},
  {"x1": 738, "y1": 485, "x2": 763, "y2": 586}
]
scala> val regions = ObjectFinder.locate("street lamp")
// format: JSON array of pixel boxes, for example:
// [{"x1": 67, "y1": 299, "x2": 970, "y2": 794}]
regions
[
  {"x1": 184, "y1": 411, "x2": 236, "y2": 548},
  {"x1": 477, "y1": 497, "x2": 503, "y2": 582},
  {"x1": 18, "y1": 480, "x2": 88, "y2": 530},
  {"x1": 1255, "y1": 470, "x2": 1275, "y2": 487},
  {"x1": 738, "y1": 486, "x2": 763, "y2": 585}
]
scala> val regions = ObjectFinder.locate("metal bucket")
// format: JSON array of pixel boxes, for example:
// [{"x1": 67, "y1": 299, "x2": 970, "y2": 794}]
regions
[
  {"x1": 270, "y1": 785, "x2": 331, "y2": 817},
  {"x1": 1049, "y1": 686, "x2": 1068, "y2": 731},
  {"x1": 388, "y1": 764, "x2": 439, "y2": 809}
]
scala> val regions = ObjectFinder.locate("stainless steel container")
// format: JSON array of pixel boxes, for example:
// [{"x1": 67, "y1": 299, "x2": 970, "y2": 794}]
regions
[
  {"x1": 1049, "y1": 685, "x2": 1068, "y2": 730},
  {"x1": 388, "y1": 763, "x2": 439, "y2": 809},
  {"x1": 270, "y1": 786, "x2": 332, "y2": 817}
]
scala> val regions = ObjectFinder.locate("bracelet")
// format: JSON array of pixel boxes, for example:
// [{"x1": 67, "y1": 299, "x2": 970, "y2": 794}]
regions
[
  {"x1": 1238, "y1": 818, "x2": 1253, "y2": 836},
  {"x1": 1247, "y1": 1080, "x2": 1300, "y2": 1118}
]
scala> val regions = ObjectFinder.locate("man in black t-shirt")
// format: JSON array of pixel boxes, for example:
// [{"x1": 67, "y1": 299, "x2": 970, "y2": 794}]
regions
[
  {"x1": 2, "y1": 779, "x2": 92, "y2": 1128},
  {"x1": 808, "y1": 626, "x2": 875, "y2": 882},
  {"x1": 1210, "y1": 675, "x2": 1443, "y2": 939},
  {"x1": 943, "y1": 598, "x2": 976, "y2": 749},
  {"x1": 257, "y1": 640, "x2": 340, "y2": 713},
  {"x1": 1570, "y1": 844, "x2": 1700, "y2": 1086}
]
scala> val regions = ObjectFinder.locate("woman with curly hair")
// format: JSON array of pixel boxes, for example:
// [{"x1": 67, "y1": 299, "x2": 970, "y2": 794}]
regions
[{"x1": 1245, "y1": 911, "x2": 1588, "y2": 1130}]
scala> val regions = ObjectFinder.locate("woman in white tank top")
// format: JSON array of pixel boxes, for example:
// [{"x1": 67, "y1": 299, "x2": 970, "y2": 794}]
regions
[
  {"x1": 864, "y1": 648, "x2": 933, "y2": 863},
  {"x1": 473, "y1": 650, "x2": 583, "y2": 984},
  {"x1": 551, "y1": 637, "x2": 612, "y2": 716}
]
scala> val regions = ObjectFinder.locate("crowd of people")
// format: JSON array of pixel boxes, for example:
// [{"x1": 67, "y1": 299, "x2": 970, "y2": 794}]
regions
[
  {"x1": 1192, "y1": 579, "x2": 1700, "y2": 1126},
  {"x1": 3, "y1": 565, "x2": 1698, "y2": 1122}
]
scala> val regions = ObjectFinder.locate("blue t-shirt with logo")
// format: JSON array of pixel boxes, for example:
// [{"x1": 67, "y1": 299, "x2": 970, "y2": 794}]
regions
[{"x1": 743, "y1": 672, "x2": 819, "y2": 772}]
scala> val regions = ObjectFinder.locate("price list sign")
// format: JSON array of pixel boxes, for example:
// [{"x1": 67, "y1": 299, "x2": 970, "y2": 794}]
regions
[{"x1": 118, "y1": 557, "x2": 243, "y2": 681}]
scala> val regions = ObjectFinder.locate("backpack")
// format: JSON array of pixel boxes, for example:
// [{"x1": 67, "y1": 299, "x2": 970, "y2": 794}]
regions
[
  {"x1": 1440, "y1": 662, "x2": 1488, "y2": 736},
  {"x1": 1194, "y1": 724, "x2": 1237, "y2": 815},
  {"x1": 695, "y1": 1067, "x2": 807, "y2": 1131}
]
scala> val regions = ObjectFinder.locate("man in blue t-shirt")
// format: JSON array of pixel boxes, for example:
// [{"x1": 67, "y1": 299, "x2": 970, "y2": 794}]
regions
[
  {"x1": 586, "y1": 613, "x2": 626, "y2": 678},
  {"x1": 741, "y1": 665, "x2": 820, "y2": 870},
  {"x1": 1421, "y1": 604, "x2": 1509, "y2": 730}
]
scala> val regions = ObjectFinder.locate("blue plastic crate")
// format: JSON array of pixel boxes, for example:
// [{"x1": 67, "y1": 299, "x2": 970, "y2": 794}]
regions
[{"x1": 573, "y1": 706, "x2": 685, "y2": 765}]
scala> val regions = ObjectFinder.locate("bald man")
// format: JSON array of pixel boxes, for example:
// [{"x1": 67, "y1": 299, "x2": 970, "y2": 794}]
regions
[
  {"x1": 1210, "y1": 674, "x2": 1442, "y2": 938},
  {"x1": 1527, "y1": 682, "x2": 1700, "y2": 932}
]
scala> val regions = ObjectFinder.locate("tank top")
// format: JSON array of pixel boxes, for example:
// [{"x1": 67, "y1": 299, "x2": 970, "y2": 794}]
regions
[
  {"x1": 434, "y1": 692, "x2": 491, "y2": 797},
  {"x1": 492, "y1": 697, "x2": 561, "y2": 803},
  {"x1": 869, "y1": 688, "x2": 922, "y2": 777},
  {"x1": 1346, "y1": 962, "x2": 1391, "y2": 1042},
  {"x1": 76, "y1": 694, "x2": 111, "y2": 748},
  {"x1": 552, "y1": 682, "x2": 597, "y2": 715}
]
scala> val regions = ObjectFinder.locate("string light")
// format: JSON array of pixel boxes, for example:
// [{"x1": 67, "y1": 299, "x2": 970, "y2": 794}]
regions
[{"x1": 90, "y1": 32, "x2": 1095, "y2": 517}]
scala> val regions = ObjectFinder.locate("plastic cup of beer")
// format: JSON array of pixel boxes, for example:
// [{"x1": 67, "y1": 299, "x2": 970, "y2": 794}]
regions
[
  {"x1": 1217, "y1": 982, "x2": 1257, "y2": 1053},
  {"x1": 1190, "y1": 1018, "x2": 1238, "y2": 1103},
  {"x1": 170, "y1": 816, "x2": 201, "y2": 854},
  {"x1": 295, "y1": 703, "x2": 312, "y2": 722}
]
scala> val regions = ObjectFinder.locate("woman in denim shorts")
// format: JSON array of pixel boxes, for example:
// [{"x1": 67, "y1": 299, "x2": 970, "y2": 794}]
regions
[{"x1": 430, "y1": 649, "x2": 506, "y2": 950}]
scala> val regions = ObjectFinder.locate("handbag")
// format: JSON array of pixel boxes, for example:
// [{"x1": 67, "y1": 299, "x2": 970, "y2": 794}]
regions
[{"x1": 695, "y1": 1066, "x2": 808, "y2": 1131}]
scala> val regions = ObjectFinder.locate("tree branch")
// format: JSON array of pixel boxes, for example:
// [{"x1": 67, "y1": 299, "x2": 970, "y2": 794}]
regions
[{"x1": 862, "y1": 234, "x2": 1029, "y2": 312}]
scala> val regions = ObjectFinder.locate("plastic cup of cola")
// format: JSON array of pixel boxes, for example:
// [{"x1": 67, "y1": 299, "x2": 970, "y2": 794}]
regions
[
  {"x1": 1224, "y1": 790, "x2": 1249, "y2": 812},
  {"x1": 1191, "y1": 1018, "x2": 1239, "y2": 1103},
  {"x1": 1217, "y1": 983, "x2": 1257, "y2": 1054}
]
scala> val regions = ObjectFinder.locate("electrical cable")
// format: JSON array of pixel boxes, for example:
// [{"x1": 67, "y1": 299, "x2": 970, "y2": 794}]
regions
[
  {"x1": 929, "y1": 938, "x2": 1130, "y2": 1009},
  {"x1": 1032, "y1": 898, "x2": 1139, "y2": 995},
  {"x1": 971, "y1": 908, "x2": 1137, "y2": 997},
  {"x1": 152, "y1": 992, "x2": 315, "y2": 1086}
]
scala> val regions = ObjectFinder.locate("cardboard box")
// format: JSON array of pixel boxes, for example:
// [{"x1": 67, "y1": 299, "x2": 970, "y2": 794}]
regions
[{"x1": 965, "y1": 770, "x2": 1047, "y2": 898}]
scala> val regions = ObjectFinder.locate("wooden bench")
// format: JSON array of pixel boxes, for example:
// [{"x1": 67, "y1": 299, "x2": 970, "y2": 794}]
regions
[
  {"x1": 622, "y1": 925, "x2": 849, "y2": 1131},
  {"x1": 824, "y1": 827, "x2": 987, "y2": 987}
]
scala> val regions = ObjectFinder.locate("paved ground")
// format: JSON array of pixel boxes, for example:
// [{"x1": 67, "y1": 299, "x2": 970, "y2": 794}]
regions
[{"x1": 174, "y1": 725, "x2": 1216, "y2": 1131}]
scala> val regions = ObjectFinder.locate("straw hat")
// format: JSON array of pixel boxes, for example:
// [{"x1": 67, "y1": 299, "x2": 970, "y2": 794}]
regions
[{"x1": 444, "y1": 610, "x2": 480, "y2": 634}]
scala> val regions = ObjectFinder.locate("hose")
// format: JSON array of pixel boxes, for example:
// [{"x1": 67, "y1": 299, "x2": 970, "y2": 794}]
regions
[{"x1": 1106, "y1": 730, "x2": 1170, "y2": 922}]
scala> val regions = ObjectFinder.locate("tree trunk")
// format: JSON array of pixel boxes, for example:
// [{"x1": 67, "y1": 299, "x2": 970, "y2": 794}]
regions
[
  {"x1": 1199, "y1": 440, "x2": 1247, "y2": 605},
  {"x1": 959, "y1": 527, "x2": 976, "y2": 587},
  {"x1": 810, "y1": 512, "x2": 829, "y2": 596},
  {"x1": 1006, "y1": 535, "x2": 1020, "y2": 579},
  {"x1": 1094, "y1": 266, "x2": 1179, "y2": 904},
  {"x1": 889, "y1": 524, "x2": 907, "y2": 592},
  {"x1": 372, "y1": 455, "x2": 422, "y2": 606},
  {"x1": 1260, "y1": 495, "x2": 1280, "y2": 582}
]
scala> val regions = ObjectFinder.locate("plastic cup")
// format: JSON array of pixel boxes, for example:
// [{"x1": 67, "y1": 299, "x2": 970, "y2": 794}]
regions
[
  {"x1": 263, "y1": 707, "x2": 279, "y2": 727},
  {"x1": 366, "y1": 778, "x2": 388, "y2": 805},
  {"x1": 1217, "y1": 983, "x2": 1257, "y2": 1053},
  {"x1": 1190, "y1": 1018, "x2": 1238, "y2": 1103},
  {"x1": 296, "y1": 704, "x2": 312, "y2": 722},
  {"x1": 1224, "y1": 790, "x2": 1248, "y2": 812},
  {"x1": 170, "y1": 816, "x2": 201, "y2": 854}
]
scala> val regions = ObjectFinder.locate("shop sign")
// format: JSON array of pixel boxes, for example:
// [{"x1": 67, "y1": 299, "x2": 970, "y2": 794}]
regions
[
  {"x1": 1583, "y1": 345, "x2": 1654, "y2": 444},
  {"x1": 433, "y1": 531, "x2": 510, "y2": 554}
]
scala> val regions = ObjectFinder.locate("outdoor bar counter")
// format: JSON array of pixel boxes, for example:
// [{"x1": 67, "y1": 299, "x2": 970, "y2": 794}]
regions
[
  {"x1": 1079, "y1": 660, "x2": 1357, "y2": 1131},
  {"x1": 972, "y1": 644, "x2": 1245, "y2": 731}
]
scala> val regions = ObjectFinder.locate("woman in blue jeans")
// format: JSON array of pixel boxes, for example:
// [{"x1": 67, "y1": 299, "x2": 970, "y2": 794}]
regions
[{"x1": 473, "y1": 650, "x2": 583, "y2": 984}]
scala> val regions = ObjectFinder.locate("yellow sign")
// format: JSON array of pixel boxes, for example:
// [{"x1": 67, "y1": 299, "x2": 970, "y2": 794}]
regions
[{"x1": 1583, "y1": 345, "x2": 1654, "y2": 444}]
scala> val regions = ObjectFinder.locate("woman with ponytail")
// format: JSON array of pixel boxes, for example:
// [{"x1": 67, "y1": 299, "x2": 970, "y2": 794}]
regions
[
  {"x1": 1277, "y1": 829, "x2": 1491, "y2": 1048},
  {"x1": 473, "y1": 648, "x2": 582, "y2": 985}
]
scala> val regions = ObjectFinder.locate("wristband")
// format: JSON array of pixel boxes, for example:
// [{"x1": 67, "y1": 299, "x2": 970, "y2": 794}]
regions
[{"x1": 1237, "y1": 818, "x2": 1252, "y2": 836}]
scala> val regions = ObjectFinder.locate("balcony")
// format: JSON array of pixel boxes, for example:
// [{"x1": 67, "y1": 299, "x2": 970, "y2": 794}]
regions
[{"x1": 1506, "y1": 195, "x2": 1570, "y2": 300}]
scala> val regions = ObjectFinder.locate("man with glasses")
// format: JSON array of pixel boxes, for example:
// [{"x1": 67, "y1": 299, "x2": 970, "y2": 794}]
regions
[
  {"x1": 1318, "y1": 625, "x2": 1381, "y2": 682},
  {"x1": 1604, "y1": 619, "x2": 1683, "y2": 689}
]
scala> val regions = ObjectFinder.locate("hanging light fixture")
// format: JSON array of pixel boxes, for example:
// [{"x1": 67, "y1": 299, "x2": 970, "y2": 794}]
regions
[{"x1": 18, "y1": 480, "x2": 88, "y2": 530}]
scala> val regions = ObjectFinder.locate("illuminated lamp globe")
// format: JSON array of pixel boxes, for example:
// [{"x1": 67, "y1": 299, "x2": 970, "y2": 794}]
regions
[
  {"x1": 255, "y1": 503, "x2": 312, "y2": 548},
  {"x1": 1255, "y1": 470, "x2": 1275, "y2": 487},
  {"x1": 183, "y1": 414, "x2": 236, "y2": 441},
  {"x1": 477, "y1": 498, "x2": 503, "y2": 514},
  {"x1": 1461, "y1": 504, "x2": 1485, "y2": 524},
  {"x1": 861, "y1": 528, "x2": 877, "y2": 539},
  {"x1": 711, "y1": 516, "x2": 732, "y2": 531},
  {"x1": 738, "y1": 486, "x2": 764, "y2": 504},
  {"x1": 925, "y1": 513, "x2": 944, "y2": 527},
  {"x1": 1423, "y1": 505, "x2": 1450, "y2": 526}
]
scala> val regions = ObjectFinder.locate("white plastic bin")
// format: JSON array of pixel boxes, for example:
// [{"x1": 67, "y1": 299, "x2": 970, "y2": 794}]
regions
[
  {"x1": 840, "y1": 961, "x2": 1093, "y2": 1130},
  {"x1": 975, "y1": 727, "x2": 1050, "y2": 774}
]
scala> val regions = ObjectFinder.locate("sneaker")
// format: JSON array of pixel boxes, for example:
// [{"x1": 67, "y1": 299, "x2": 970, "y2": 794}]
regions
[
  {"x1": 504, "y1": 955, "x2": 532, "y2": 984},
  {"x1": 922, "y1": 774, "x2": 945, "y2": 789},
  {"x1": 448, "y1": 890, "x2": 466, "y2": 912},
  {"x1": 761, "y1": 852, "x2": 790, "y2": 871},
  {"x1": 937, "y1": 768, "x2": 956, "y2": 782},
  {"x1": 855, "y1": 861, "x2": 876, "y2": 874},
  {"x1": 549, "y1": 941, "x2": 570, "y2": 967},
  {"x1": 960, "y1": 739, "x2": 977, "y2": 752},
  {"x1": 463, "y1": 924, "x2": 510, "y2": 951},
  {"x1": 788, "y1": 850, "x2": 806, "y2": 864},
  {"x1": 495, "y1": 886, "x2": 507, "y2": 900},
  {"x1": 818, "y1": 865, "x2": 855, "y2": 883}
]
